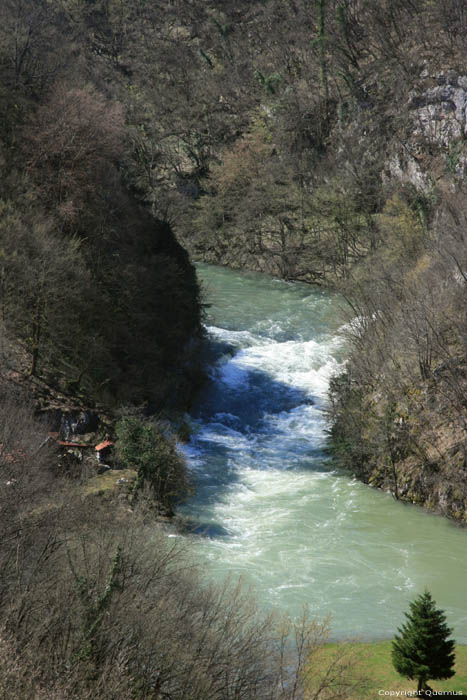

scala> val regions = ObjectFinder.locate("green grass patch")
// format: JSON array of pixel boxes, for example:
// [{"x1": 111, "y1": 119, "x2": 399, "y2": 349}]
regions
[
  {"x1": 83, "y1": 469, "x2": 137, "y2": 497},
  {"x1": 306, "y1": 640, "x2": 467, "y2": 698}
]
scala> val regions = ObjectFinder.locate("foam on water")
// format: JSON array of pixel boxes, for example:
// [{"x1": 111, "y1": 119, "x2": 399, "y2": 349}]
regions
[{"x1": 180, "y1": 264, "x2": 467, "y2": 641}]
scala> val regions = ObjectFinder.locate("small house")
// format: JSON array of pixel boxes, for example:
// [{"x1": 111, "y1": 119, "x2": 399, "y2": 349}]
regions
[{"x1": 95, "y1": 440, "x2": 114, "y2": 464}]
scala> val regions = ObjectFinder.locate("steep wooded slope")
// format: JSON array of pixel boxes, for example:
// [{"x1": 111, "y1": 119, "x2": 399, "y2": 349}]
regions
[{"x1": 0, "y1": 1, "x2": 203, "y2": 411}]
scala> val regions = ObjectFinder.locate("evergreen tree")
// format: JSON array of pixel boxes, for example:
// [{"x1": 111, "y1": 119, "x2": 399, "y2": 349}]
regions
[{"x1": 392, "y1": 590, "x2": 455, "y2": 696}]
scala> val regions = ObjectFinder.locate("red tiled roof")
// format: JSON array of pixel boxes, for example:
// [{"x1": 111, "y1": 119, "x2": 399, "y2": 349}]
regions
[{"x1": 95, "y1": 440, "x2": 114, "y2": 452}]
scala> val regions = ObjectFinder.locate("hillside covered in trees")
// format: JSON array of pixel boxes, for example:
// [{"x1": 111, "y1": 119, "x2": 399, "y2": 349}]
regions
[
  {"x1": 79, "y1": 0, "x2": 466, "y2": 522},
  {"x1": 0, "y1": 0, "x2": 203, "y2": 412},
  {"x1": 1, "y1": 0, "x2": 465, "y2": 520},
  {"x1": 1, "y1": 0, "x2": 467, "y2": 697}
]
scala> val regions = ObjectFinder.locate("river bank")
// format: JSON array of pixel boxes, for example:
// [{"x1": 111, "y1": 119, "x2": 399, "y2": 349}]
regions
[{"x1": 309, "y1": 640, "x2": 467, "y2": 698}]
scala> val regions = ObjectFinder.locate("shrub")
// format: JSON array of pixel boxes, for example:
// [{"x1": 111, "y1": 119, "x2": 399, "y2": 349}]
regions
[{"x1": 115, "y1": 416, "x2": 191, "y2": 513}]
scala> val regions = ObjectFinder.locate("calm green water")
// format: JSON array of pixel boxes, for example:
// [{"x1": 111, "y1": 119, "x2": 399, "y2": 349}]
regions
[{"x1": 180, "y1": 263, "x2": 467, "y2": 641}]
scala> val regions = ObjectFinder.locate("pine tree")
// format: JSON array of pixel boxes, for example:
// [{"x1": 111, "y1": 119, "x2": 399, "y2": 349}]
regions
[{"x1": 392, "y1": 590, "x2": 455, "y2": 696}]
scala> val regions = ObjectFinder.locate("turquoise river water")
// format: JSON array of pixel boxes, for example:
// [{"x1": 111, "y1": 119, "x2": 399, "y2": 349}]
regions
[{"x1": 179, "y1": 263, "x2": 467, "y2": 642}]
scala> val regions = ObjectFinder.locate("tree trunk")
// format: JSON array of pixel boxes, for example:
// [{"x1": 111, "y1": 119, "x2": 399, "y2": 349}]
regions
[
  {"x1": 317, "y1": 0, "x2": 329, "y2": 108},
  {"x1": 30, "y1": 304, "x2": 42, "y2": 376}
]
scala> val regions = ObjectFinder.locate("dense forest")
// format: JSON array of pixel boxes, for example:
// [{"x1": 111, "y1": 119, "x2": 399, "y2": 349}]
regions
[
  {"x1": 1, "y1": 0, "x2": 467, "y2": 697},
  {"x1": 107, "y1": 0, "x2": 466, "y2": 523},
  {"x1": 0, "y1": 0, "x2": 204, "y2": 411}
]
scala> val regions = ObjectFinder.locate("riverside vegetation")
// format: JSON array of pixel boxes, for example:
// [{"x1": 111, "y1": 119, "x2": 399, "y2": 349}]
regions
[
  {"x1": 1, "y1": 2, "x2": 464, "y2": 512},
  {"x1": 70, "y1": 0, "x2": 466, "y2": 523},
  {"x1": 1, "y1": 0, "x2": 467, "y2": 697},
  {"x1": 0, "y1": 0, "x2": 361, "y2": 697},
  {"x1": 392, "y1": 591, "x2": 456, "y2": 696},
  {"x1": 182, "y1": 0, "x2": 467, "y2": 523},
  {"x1": 2, "y1": 390, "x2": 376, "y2": 700}
]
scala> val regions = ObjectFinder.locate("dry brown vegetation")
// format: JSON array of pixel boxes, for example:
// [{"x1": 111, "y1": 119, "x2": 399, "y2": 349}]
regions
[
  {"x1": 0, "y1": 0, "x2": 466, "y2": 692},
  {"x1": 0, "y1": 390, "x2": 365, "y2": 700},
  {"x1": 329, "y1": 190, "x2": 467, "y2": 520},
  {"x1": 0, "y1": 0, "x2": 204, "y2": 411}
]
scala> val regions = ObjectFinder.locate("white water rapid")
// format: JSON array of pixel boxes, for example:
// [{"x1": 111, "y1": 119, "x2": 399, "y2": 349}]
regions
[{"x1": 179, "y1": 264, "x2": 467, "y2": 642}]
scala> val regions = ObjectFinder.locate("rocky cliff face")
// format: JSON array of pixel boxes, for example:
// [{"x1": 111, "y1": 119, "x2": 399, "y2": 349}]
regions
[
  {"x1": 411, "y1": 71, "x2": 467, "y2": 142},
  {"x1": 385, "y1": 69, "x2": 467, "y2": 191}
]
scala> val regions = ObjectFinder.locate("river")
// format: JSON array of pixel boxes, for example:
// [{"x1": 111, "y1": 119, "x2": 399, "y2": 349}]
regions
[{"x1": 180, "y1": 263, "x2": 467, "y2": 642}]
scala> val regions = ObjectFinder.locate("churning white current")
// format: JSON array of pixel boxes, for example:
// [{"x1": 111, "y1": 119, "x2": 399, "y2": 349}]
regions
[{"x1": 180, "y1": 263, "x2": 467, "y2": 642}]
